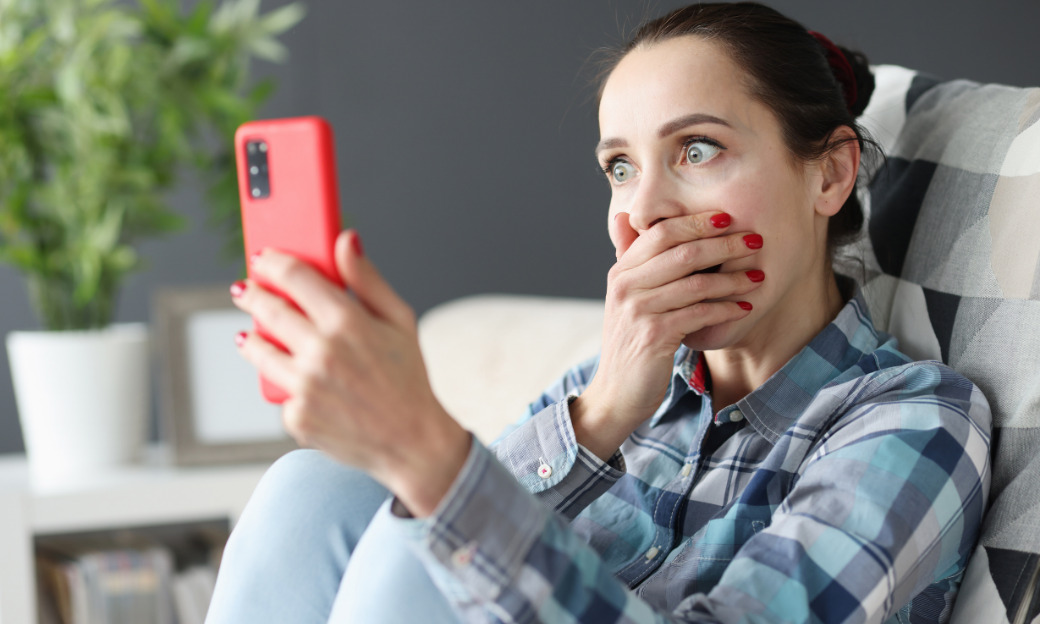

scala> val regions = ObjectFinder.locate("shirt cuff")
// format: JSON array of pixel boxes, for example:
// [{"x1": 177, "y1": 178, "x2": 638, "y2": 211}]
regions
[
  {"x1": 385, "y1": 439, "x2": 549, "y2": 609},
  {"x1": 491, "y1": 396, "x2": 625, "y2": 520}
]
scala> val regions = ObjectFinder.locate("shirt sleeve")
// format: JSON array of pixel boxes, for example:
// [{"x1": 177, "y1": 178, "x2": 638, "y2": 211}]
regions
[
  {"x1": 385, "y1": 361, "x2": 990, "y2": 624},
  {"x1": 389, "y1": 438, "x2": 681, "y2": 623}
]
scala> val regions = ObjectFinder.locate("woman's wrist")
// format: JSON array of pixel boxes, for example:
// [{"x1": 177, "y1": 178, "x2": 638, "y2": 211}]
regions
[
  {"x1": 569, "y1": 391, "x2": 631, "y2": 462},
  {"x1": 384, "y1": 415, "x2": 473, "y2": 518}
]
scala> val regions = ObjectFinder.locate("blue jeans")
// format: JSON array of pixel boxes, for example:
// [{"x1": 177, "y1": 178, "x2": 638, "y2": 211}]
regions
[{"x1": 206, "y1": 450, "x2": 459, "y2": 623}]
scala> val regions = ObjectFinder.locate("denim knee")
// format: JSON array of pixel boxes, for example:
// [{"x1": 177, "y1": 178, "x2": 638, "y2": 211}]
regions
[
  {"x1": 210, "y1": 450, "x2": 389, "y2": 623},
  {"x1": 244, "y1": 449, "x2": 389, "y2": 534}
]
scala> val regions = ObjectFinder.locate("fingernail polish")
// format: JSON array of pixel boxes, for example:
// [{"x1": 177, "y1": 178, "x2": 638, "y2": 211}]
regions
[
  {"x1": 230, "y1": 280, "x2": 247, "y2": 298},
  {"x1": 738, "y1": 301, "x2": 753, "y2": 311},
  {"x1": 249, "y1": 251, "x2": 262, "y2": 266},
  {"x1": 743, "y1": 234, "x2": 763, "y2": 249},
  {"x1": 234, "y1": 331, "x2": 247, "y2": 347},
  {"x1": 352, "y1": 232, "x2": 365, "y2": 257},
  {"x1": 710, "y1": 213, "x2": 731, "y2": 228},
  {"x1": 746, "y1": 270, "x2": 765, "y2": 283}
]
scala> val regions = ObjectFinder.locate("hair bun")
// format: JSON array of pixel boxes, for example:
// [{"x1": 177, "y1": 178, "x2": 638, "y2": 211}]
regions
[{"x1": 838, "y1": 46, "x2": 875, "y2": 117}]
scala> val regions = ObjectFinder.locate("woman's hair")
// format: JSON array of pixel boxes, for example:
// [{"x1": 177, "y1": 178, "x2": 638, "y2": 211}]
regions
[{"x1": 598, "y1": 2, "x2": 878, "y2": 251}]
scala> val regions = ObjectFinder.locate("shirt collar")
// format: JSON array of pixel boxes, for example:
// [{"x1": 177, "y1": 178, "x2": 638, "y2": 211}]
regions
[
  {"x1": 647, "y1": 348, "x2": 703, "y2": 428},
  {"x1": 651, "y1": 288, "x2": 889, "y2": 442}
]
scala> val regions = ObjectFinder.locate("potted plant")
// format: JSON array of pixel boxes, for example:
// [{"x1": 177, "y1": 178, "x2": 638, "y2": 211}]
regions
[{"x1": 0, "y1": 0, "x2": 303, "y2": 484}]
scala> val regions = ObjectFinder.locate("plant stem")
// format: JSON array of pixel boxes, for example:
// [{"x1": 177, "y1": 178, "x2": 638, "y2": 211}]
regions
[{"x1": 27, "y1": 273, "x2": 117, "y2": 331}]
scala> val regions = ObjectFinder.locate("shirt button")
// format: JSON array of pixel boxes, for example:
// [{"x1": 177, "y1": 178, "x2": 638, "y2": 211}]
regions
[
  {"x1": 729, "y1": 409, "x2": 744, "y2": 423},
  {"x1": 537, "y1": 463, "x2": 553, "y2": 479},
  {"x1": 451, "y1": 542, "x2": 478, "y2": 568},
  {"x1": 645, "y1": 546, "x2": 660, "y2": 561},
  {"x1": 680, "y1": 463, "x2": 693, "y2": 477}
]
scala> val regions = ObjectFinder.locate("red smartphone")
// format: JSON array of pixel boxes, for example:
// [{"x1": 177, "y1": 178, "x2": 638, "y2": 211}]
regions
[{"x1": 235, "y1": 116, "x2": 343, "y2": 403}]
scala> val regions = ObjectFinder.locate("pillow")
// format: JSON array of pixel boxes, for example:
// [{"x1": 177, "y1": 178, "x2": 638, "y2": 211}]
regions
[{"x1": 852, "y1": 65, "x2": 1040, "y2": 624}]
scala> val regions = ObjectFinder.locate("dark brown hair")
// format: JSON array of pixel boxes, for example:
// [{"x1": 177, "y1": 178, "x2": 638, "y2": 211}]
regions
[{"x1": 599, "y1": 2, "x2": 877, "y2": 250}]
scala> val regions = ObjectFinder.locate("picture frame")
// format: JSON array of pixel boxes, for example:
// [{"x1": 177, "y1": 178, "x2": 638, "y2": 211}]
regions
[{"x1": 153, "y1": 285, "x2": 297, "y2": 465}]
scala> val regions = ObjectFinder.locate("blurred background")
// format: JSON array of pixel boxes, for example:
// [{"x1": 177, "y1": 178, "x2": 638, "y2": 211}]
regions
[{"x1": 1, "y1": 0, "x2": 1037, "y2": 454}]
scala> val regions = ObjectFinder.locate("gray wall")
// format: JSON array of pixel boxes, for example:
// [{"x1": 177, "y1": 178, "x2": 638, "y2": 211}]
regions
[{"x1": 2, "y1": 0, "x2": 1037, "y2": 454}]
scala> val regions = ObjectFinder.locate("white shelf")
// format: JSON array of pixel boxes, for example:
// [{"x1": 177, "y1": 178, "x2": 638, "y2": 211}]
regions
[{"x1": 0, "y1": 448, "x2": 273, "y2": 624}]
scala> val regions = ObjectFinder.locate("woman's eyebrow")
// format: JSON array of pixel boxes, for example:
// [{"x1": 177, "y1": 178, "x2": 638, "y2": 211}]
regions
[
  {"x1": 595, "y1": 137, "x2": 627, "y2": 155},
  {"x1": 595, "y1": 113, "x2": 732, "y2": 156},
  {"x1": 657, "y1": 113, "x2": 731, "y2": 138}
]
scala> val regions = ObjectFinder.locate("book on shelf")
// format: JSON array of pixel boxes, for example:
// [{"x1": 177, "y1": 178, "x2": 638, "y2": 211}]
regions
[
  {"x1": 37, "y1": 548, "x2": 177, "y2": 624},
  {"x1": 35, "y1": 523, "x2": 226, "y2": 624}
]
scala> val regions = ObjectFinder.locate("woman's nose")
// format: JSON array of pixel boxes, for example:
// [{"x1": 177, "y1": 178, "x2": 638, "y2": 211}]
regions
[{"x1": 626, "y1": 169, "x2": 686, "y2": 232}]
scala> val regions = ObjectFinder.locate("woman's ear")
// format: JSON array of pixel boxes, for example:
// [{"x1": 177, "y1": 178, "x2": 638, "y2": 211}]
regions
[{"x1": 814, "y1": 126, "x2": 861, "y2": 218}]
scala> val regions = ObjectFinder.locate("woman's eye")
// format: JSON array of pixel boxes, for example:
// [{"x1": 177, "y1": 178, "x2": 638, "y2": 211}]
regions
[
  {"x1": 685, "y1": 140, "x2": 722, "y2": 165},
  {"x1": 610, "y1": 161, "x2": 636, "y2": 183}
]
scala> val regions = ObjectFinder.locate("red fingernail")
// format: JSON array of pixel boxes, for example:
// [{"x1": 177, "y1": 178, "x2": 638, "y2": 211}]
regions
[
  {"x1": 738, "y1": 301, "x2": 753, "y2": 311},
  {"x1": 249, "y1": 251, "x2": 262, "y2": 266},
  {"x1": 746, "y1": 270, "x2": 765, "y2": 283},
  {"x1": 230, "y1": 280, "x2": 247, "y2": 298},
  {"x1": 234, "y1": 331, "x2": 247, "y2": 347},
  {"x1": 710, "y1": 213, "x2": 731, "y2": 228},
  {"x1": 352, "y1": 232, "x2": 365, "y2": 257},
  {"x1": 743, "y1": 234, "x2": 763, "y2": 249}
]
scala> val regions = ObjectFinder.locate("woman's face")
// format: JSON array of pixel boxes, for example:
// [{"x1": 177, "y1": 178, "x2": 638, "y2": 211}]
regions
[{"x1": 597, "y1": 35, "x2": 833, "y2": 351}]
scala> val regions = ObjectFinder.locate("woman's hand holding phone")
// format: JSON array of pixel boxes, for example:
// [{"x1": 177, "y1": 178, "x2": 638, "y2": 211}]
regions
[
  {"x1": 231, "y1": 230, "x2": 471, "y2": 517},
  {"x1": 569, "y1": 211, "x2": 764, "y2": 460}
]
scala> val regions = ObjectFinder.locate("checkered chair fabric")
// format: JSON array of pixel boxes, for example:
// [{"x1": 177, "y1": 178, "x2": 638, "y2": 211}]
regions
[{"x1": 851, "y1": 65, "x2": 1040, "y2": 624}]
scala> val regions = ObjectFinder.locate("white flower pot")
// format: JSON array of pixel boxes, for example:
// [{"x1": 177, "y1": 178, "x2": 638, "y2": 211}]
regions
[{"x1": 6, "y1": 323, "x2": 149, "y2": 487}]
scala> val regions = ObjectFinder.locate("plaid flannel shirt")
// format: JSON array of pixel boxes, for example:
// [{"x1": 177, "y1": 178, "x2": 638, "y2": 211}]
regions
[{"x1": 391, "y1": 290, "x2": 992, "y2": 623}]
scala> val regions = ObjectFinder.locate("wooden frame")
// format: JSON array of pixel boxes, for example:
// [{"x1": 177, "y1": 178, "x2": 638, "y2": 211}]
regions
[{"x1": 153, "y1": 286, "x2": 296, "y2": 465}]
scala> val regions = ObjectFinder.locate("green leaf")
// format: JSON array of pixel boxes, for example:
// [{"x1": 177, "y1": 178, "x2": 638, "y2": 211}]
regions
[
  {"x1": 185, "y1": 0, "x2": 216, "y2": 36},
  {"x1": 0, "y1": 244, "x2": 43, "y2": 273},
  {"x1": 107, "y1": 244, "x2": 139, "y2": 273},
  {"x1": 247, "y1": 77, "x2": 275, "y2": 105},
  {"x1": 258, "y1": 3, "x2": 305, "y2": 35},
  {"x1": 211, "y1": 0, "x2": 261, "y2": 34},
  {"x1": 166, "y1": 35, "x2": 212, "y2": 69},
  {"x1": 73, "y1": 250, "x2": 102, "y2": 305},
  {"x1": 139, "y1": 0, "x2": 177, "y2": 37},
  {"x1": 247, "y1": 35, "x2": 287, "y2": 62}
]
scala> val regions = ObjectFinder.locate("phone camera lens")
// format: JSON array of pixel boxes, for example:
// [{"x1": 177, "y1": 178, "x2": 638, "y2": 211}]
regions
[{"x1": 245, "y1": 139, "x2": 271, "y2": 199}]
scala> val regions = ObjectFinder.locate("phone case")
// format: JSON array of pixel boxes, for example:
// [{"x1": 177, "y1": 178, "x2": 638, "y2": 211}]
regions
[{"x1": 235, "y1": 116, "x2": 343, "y2": 403}]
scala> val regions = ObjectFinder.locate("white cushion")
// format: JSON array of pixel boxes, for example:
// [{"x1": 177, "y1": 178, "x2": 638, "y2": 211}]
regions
[{"x1": 418, "y1": 294, "x2": 603, "y2": 444}]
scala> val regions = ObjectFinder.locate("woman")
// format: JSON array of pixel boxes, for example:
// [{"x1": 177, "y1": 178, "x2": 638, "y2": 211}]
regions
[{"x1": 207, "y1": 3, "x2": 991, "y2": 622}]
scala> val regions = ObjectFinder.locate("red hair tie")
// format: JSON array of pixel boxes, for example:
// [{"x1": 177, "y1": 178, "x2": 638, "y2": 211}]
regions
[{"x1": 808, "y1": 31, "x2": 858, "y2": 114}]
